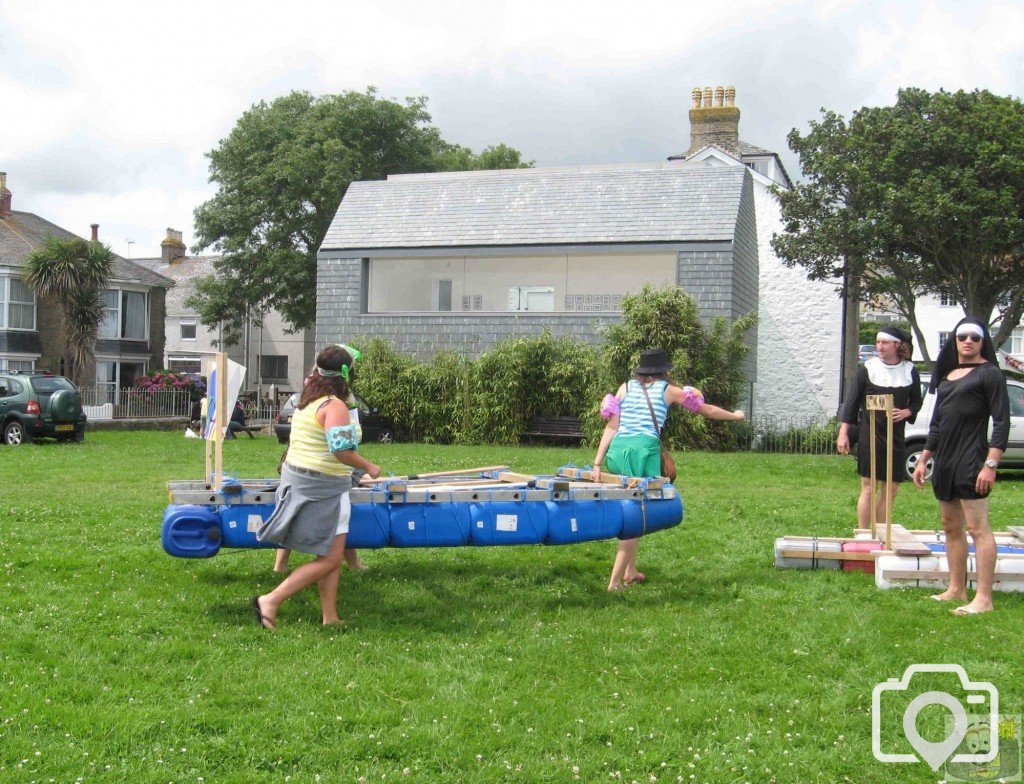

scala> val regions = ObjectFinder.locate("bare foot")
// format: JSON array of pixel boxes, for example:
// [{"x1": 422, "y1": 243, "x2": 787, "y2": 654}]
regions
[
  {"x1": 346, "y1": 562, "x2": 371, "y2": 572},
  {"x1": 253, "y1": 595, "x2": 277, "y2": 629},
  {"x1": 322, "y1": 617, "x2": 345, "y2": 626},
  {"x1": 952, "y1": 600, "x2": 994, "y2": 616},
  {"x1": 273, "y1": 567, "x2": 290, "y2": 575},
  {"x1": 930, "y1": 589, "x2": 968, "y2": 602},
  {"x1": 607, "y1": 582, "x2": 625, "y2": 592}
]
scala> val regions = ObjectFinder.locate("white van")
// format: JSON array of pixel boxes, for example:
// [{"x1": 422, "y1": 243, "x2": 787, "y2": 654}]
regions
[{"x1": 902, "y1": 373, "x2": 1024, "y2": 479}]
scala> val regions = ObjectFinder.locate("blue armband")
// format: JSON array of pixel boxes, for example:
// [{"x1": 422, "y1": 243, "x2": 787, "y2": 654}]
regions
[{"x1": 325, "y1": 424, "x2": 359, "y2": 453}]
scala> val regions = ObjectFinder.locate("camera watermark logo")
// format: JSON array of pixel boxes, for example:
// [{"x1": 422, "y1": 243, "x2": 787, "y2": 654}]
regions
[{"x1": 872, "y1": 664, "x2": 998, "y2": 771}]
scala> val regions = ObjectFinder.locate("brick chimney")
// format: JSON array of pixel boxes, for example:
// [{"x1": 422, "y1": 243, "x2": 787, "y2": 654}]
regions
[
  {"x1": 161, "y1": 228, "x2": 187, "y2": 263},
  {"x1": 685, "y1": 84, "x2": 740, "y2": 158},
  {"x1": 0, "y1": 172, "x2": 11, "y2": 218},
  {"x1": 91, "y1": 223, "x2": 99, "y2": 241}
]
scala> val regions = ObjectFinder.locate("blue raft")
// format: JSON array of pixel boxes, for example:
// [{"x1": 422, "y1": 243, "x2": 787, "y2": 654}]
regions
[{"x1": 161, "y1": 466, "x2": 684, "y2": 558}]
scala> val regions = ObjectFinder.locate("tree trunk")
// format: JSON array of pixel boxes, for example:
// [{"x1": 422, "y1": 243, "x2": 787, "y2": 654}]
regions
[{"x1": 839, "y1": 270, "x2": 861, "y2": 414}]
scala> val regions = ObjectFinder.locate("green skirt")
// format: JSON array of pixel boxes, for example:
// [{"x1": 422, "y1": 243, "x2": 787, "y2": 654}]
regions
[{"x1": 605, "y1": 434, "x2": 661, "y2": 478}]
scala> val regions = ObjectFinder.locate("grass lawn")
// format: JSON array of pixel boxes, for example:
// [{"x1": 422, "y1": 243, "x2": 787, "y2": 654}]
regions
[{"x1": 1, "y1": 431, "x2": 1022, "y2": 783}]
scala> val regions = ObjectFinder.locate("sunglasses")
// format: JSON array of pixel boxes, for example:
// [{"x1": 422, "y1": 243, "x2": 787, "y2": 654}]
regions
[{"x1": 957, "y1": 333, "x2": 983, "y2": 343}]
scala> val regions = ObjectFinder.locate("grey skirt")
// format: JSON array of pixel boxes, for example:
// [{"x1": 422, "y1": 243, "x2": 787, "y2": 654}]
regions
[{"x1": 257, "y1": 463, "x2": 353, "y2": 556}]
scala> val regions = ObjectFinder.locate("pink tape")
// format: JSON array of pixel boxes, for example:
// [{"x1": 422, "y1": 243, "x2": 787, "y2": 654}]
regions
[
  {"x1": 680, "y1": 386, "x2": 704, "y2": 413},
  {"x1": 600, "y1": 394, "x2": 621, "y2": 419}
]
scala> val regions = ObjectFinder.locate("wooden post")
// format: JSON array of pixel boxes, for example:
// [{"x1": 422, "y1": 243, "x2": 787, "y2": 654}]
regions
[
  {"x1": 214, "y1": 352, "x2": 227, "y2": 488},
  {"x1": 866, "y1": 394, "x2": 894, "y2": 548}
]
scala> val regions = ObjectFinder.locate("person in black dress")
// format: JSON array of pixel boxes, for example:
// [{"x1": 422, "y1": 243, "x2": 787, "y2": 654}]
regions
[
  {"x1": 913, "y1": 317, "x2": 1010, "y2": 615},
  {"x1": 837, "y1": 327, "x2": 923, "y2": 529}
]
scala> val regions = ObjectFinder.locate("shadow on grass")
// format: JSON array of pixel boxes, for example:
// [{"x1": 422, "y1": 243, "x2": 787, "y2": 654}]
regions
[{"x1": 200, "y1": 549, "x2": 754, "y2": 633}]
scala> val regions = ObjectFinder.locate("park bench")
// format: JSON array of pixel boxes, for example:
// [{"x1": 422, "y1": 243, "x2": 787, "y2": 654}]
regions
[{"x1": 522, "y1": 415, "x2": 584, "y2": 443}]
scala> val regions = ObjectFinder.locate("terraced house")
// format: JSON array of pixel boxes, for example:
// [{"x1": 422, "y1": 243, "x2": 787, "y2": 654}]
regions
[{"x1": 0, "y1": 172, "x2": 172, "y2": 398}]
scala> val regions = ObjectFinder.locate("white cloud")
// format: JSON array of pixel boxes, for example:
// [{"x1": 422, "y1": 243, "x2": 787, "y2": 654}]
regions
[{"x1": 1, "y1": 0, "x2": 1022, "y2": 258}]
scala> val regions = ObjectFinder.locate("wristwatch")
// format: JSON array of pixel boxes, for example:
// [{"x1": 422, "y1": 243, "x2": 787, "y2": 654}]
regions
[{"x1": 985, "y1": 459, "x2": 999, "y2": 469}]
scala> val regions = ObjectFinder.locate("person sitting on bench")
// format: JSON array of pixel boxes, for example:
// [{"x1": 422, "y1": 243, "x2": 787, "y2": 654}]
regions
[{"x1": 226, "y1": 401, "x2": 247, "y2": 439}]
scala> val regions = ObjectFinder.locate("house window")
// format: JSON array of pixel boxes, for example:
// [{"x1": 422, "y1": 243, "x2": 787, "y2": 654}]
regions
[
  {"x1": 0, "y1": 276, "x2": 37, "y2": 330},
  {"x1": 260, "y1": 355, "x2": 288, "y2": 380},
  {"x1": 1009, "y1": 327, "x2": 1024, "y2": 356},
  {"x1": 0, "y1": 357, "x2": 35, "y2": 372},
  {"x1": 96, "y1": 360, "x2": 147, "y2": 403},
  {"x1": 168, "y1": 356, "x2": 202, "y2": 374},
  {"x1": 99, "y1": 289, "x2": 148, "y2": 340},
  {"x1": 365, "y1": 252, "x2": 676, "y2": 313},
  {"x1": 508, "y1": 286, "x2": 555, "y2": 312},
  {"x1": 938, "y1": 331, "x2": 951, "y2": 350},
  {"x1": 939, "y1": 291, "x2": 956, "y2": 307},
  {"x1": 180, "y1": 318, "x2": 197, "y2": 341}
]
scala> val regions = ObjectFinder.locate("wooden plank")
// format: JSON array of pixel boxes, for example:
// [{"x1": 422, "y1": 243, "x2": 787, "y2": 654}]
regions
[
  {"x1": 408, "y1": 466, "x2": 509, "y2": 480},
  {"x1": 533, "y1": 478, "x2": 571, "y2": 491},
  {"x1": 778, "y1": 549, "x2": 878, "y2": 562},
  {"x1": 497, "y1": 471, "x2": 538, "y2": 485},
  {"x1": 556, "y1": 467, "x2": 663, "y2": 489}
]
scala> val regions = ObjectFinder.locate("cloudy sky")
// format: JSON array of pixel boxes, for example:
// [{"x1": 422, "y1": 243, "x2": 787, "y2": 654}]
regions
[{"x1": 2, "y1": 0, "x2": 1022, "y2": 260}]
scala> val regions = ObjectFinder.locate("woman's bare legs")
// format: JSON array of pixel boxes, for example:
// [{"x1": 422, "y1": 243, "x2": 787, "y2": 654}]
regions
[
  {"x1": 273, "y1": 548, "x2": 291, "y2": 574},
  {"x1": 608, "y1": 538, "x2": 642, "y2": 591},
  {"x1": 344, "y1": 549, "x2": 369, "y2": 571},
  {"x1": 256, "y1": 534, "x2": 347, "y2": 628},
  {"x1": 317, "y1": 564, "x2": 344, "y2": 625}
]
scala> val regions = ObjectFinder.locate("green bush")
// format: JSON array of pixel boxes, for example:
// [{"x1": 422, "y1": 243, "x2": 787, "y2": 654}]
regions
[
  {"x1": 597, "y1": 285, "x2": 755, "y2": 451},
  {"x1": 348, "y1": 286, "x2": 753, "y2": 449}
]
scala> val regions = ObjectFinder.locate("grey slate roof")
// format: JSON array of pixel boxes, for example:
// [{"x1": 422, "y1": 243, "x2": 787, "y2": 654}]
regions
[
  {"x1": 320, "y1": 163, "x2": 748, "y2": 252},
  {"x1": 133, "y1": 255, "x2": 217, "y2": 313},
  {"x1": 0, "y1": 211, "x2": 173, "y2": 289}
]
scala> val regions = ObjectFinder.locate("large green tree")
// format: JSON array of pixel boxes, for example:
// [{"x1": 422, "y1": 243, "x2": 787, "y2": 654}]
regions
[
  {"x1": 772, "y1": 87, "x2": 1024, "y2": 356},
  {"x1": 24, "y1": 236, "x2": 114, "y2": 386},
  {"x1": 191, "y1": 88, "x2": 532, "y2": 339}
]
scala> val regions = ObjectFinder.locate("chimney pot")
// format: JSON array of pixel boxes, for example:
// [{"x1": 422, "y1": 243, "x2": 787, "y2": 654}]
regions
[
  {"x1": 161, "y1": 226, "x2": 188, "y2": 263},
  {"x1": 0, "y1": 172, "x2": 11, "y2": 218},
  {"x1": 90, "y1": 223, "x2": 99, "y2": 242},
  {"x1": 685, "y1": 83, "x2": 742, "y2": 158}
]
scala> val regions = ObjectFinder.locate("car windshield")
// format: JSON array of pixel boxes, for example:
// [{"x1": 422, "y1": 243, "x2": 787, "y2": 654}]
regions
[{"x1": 31, "y1": 376, "x2": 75, "y2": 394}]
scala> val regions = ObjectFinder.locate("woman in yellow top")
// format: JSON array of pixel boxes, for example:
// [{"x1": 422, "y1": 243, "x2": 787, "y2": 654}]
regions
[{"x1": 253, "y1": 345, "x2": 381, "y2": 629}]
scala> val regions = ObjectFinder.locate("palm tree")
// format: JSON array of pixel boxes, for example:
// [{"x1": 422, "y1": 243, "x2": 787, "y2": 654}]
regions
[{"x1": 24, "y1": 236, "x2": 114, "y2": 386}]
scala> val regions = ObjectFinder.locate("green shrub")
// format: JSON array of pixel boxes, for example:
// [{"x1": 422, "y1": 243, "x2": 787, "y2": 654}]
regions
[
  {"x1": 348, "y1": 286, "x2": 753, "y2": 450},
  {"x1": 597, "y1": 285, "x2": 755, "y2": 451}
]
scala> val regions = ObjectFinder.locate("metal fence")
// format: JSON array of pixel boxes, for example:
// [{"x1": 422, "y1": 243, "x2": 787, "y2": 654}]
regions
[
  {"x1": 737, "y1": 414, "x2": 839, "y2": 455},
  {"x1": 81, "y1": 386, "x2": 194, "y2": 420}
]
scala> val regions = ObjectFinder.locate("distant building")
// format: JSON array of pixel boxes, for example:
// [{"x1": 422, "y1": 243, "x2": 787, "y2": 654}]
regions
[
  {"x1": 316, "y1": 87, "x2": 841, "y2": 420},
  {"x1": 135, "y1": 229, "x2": 314, "y2": 398},
  {"x1": 0, "y1": 172, "x2": 171, "y2": 391}
]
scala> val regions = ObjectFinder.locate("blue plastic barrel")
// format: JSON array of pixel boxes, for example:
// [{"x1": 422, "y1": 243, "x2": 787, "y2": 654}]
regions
[
  {"x1": 469, "y1": 494, "x2": 549, "y2": 546},
  {"x1": 388, "y1": 498, "x2": 471, "y2": 547},
  {"x1": 219, "y1": 504, "x2": 277, "y2": 549},
  {"x1": 347, "y1": 502, "x2": 391, "y2": 549},
  {"x1": 162, "y1": 505, "x2": 222, "y2": 558}
]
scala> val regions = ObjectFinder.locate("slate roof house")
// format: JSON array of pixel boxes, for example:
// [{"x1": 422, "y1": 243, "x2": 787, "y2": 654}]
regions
[
  {"x1": 0, "y1": 173, "x2": 172, "y2": 395},
  {"x1": 316, "y1": 87, "x2": 841, "y2": 420},
  {"x1": 135, "y1": 229, "x2": 314, "y2": 398}
]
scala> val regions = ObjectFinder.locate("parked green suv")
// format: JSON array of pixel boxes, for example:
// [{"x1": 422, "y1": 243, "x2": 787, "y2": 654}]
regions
[{"x1": 0, "y1": 372, "x2": 87, "y2": 445}]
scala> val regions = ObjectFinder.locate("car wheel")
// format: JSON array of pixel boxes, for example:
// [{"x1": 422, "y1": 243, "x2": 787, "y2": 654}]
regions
[
  {"x1": 3, "y1": 420, "x2": 30, "y2": 446},
  {"x1": 904, "y1": 442, "x2": 932, "y2": 481},
  {"x1": 73, "y1": 429, "x2": 86, "y2": 443},
  {"x1": 378, "y1": 429, "x2": 393, "y2": 444}
]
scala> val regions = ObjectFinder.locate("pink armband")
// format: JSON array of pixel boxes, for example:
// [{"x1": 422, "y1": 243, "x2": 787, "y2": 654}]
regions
[
  {"x1": 600, "y1": 394, "x2": 621, "y2": 419},
  {"x1": 680, "y1": 386, "x2": 705, "y2": 413}
]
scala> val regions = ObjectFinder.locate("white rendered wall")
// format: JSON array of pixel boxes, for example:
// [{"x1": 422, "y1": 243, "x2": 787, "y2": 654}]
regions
[{"x1": 751, "y1": 182, "x2": 842, "y2": 420}]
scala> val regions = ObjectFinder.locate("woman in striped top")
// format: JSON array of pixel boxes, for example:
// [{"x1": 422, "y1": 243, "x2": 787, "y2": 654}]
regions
[{"x1": 593, "y1": 348, "x2": 745, "y2": 591}]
